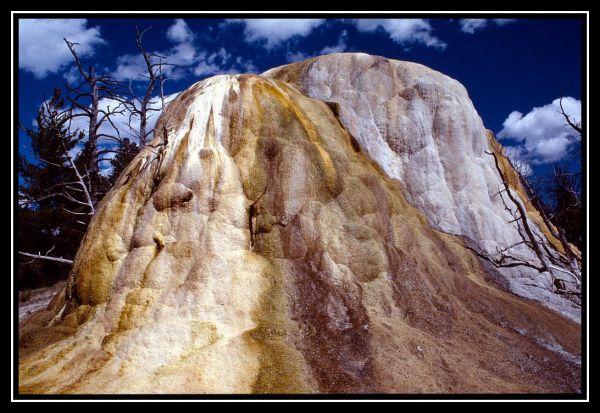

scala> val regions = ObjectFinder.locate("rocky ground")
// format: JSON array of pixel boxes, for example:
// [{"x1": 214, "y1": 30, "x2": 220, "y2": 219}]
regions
[{"x1": 19, "y1": 282, "x2": 65, "y2": 322}]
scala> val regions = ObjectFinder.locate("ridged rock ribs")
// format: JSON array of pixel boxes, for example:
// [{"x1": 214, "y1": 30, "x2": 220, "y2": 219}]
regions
[{"x1": 19, "y1": 54, "x2": 581, "y2": 394}]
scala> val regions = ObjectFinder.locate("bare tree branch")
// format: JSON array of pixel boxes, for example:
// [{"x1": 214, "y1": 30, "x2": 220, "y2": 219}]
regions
[
  {"x1": 19, "y1": 251, "x2": 73, "y2": 264},
  {"x1": 559, "y1": 95, "x2": 582, "y2": 135},
  {"x1": 64, "y1": 38, "x2": 90, "y2": 83},
  {"x1": 486, "y1": 150, "x2": 553, "y2": 274}
]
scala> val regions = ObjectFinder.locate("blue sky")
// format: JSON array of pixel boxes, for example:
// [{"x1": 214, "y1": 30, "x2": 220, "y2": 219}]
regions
[{"x1": 17, "y1": 16, "x2": 584, "y2": 179}]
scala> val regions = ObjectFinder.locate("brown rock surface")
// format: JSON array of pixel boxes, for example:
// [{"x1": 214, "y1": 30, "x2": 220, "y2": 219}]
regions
[
  {"x1": 19, "y1": 58, "x2": 581, "y2": 394},
  {"x1": 264, "y1": 54, "x2": 581, "y2": 319}
]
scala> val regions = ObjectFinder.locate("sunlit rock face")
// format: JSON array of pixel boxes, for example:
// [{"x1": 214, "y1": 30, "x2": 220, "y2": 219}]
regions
[
  {"x1": 263, "y1": 53, "x2": 580, "y2": 320},
  {"x1": 19, "y1": 56, "x2": 581, "y2": 394}
]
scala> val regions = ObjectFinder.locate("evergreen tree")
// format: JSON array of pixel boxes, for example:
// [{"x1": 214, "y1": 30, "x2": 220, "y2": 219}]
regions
[
  {"x1": 18, "y1": 89, "x2": 92, "y2": 288},
  {"x1": 18, "y1": 88, "x2": 144, "y2": 289},
  {"x1": 109, "y1": 138, "x2": 139, "y2": 183}
]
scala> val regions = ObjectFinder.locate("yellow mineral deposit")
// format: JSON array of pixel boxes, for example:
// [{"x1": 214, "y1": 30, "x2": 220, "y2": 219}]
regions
[{"x1": 19, "y1": 54, "x2": 581, "y2": 394}]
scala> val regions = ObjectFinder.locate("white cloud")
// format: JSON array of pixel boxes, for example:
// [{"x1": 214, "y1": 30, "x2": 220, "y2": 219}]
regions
[
  {"x1": 63, "y1": 66, "x2": 81, "y2": 84},
  {"x1": 115, "y1": 19, "x2": 255, "y2": 82},
  {"x1": 168, "y1": 41, "x2": 199, "y2": 67},
  {"x1": 65, "y1": 93, "x2": 179, "y2": 146},
  {"x1": 233, "y1": 56, "x2": 258, "y2": 74},
  {"x1": 286, "y1": 51, "x2": 310, "y2": 63},
  {"x1": 166, "y1": 18, "x2": 195, "y2": 43},
  {"x1": 104, "y1": 93, "x2": 180, "y2": 141},
  {"x1": 19, "y1": 19, "x2": 106, "y2": 78},
  {"x1": 226, "y1": 19, "x2": 325, "y2": 48},
  {"x1": 194, "y1": 49, "x2": 257, "y2": 77},
  {"x1": 350, "y1": 19, "x2": 446, "y2": 50},
  {"x1": 194, "y1": 48, "x2": 230, "y2": 76},
  {"x1": 320, "y1": 30, "x2": 349, "y2": 55},
  {"x1": 286, "y1": 30, "x2": 348, "y2": 63},
  {"x1": 193, "y1": 61, "x2": 222, "y2": 77},
  {"x1": 212, "y1": 47, "x2": 231, "y2": 64},
  {"x1": 498, "y1": 97, "x2": 581, "y2": 164},
  {"x1": 494, "y1": 19, "x2": 517, "y2": 26},
  {"x1": 113, "y1": 53, "x2": 147, "y2": 81},
  {"x1": 459, "y1": 18, "x2": 517, "y2": 34},
  {"x1": 64, "y1": 92, "x2": 180, "y2": 175},
  {"x1": 530, "y1": 137, "x2": 573, "y2": 164},
  {"x1": 285, "y1": 30, "x2": 349, "y2": 63},
  {"x1": 114, "y1": 20, "x2": 199, "y2": 82},
  {"x1": 459, "y1": 19, "x2": 488, "y2": 34}
]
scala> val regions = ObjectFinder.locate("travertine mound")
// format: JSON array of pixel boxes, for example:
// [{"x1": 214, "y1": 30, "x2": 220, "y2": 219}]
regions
[
  {"x1": 19, "y1": 55, "x2": 581, "y2": 394},
  {"x1": 263, "y1": 53, "x2": 580, "y2": 319}
]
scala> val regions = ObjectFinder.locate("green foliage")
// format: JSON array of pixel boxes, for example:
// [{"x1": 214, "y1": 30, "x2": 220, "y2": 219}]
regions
[
  {"x1": 18, "y1": 89, "x2": 142, "y2": 289},
  {"x1": 18, "y1": 89, "x2": 89, "y2": 288},
  {"x1": 109, "y1": 138, "x2": 139, "y2": 183}
]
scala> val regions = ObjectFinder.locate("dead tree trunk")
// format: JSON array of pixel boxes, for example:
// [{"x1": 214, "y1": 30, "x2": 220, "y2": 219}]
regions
[
  {"x1": 487, "y1": 150, "x2": 553, "y2": 275},
  {"x1": 88, "y1": 67, "x2": 100, "y2": 204},
  {"x1": 521, "y1": 175, "x2": 581, "y2": 276},
  {"x1": 64, "y1": 38, "x2": 127, "y2": 205},
  {"x1": 123, "y1": 24, "x2": 175, "y2": 146}
]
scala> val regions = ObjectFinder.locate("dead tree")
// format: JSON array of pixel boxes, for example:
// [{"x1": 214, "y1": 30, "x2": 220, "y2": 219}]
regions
[
  {"x1": 18, "y1": 98, "x2": 95, "y2": 264},
  {"x1": 459, "y1": 146, "x2": 580, "y2": 297},
  {"x1": 497, "y1": 153, "x2": 580, "y2": 273},
  {"x1": 521, "y1": 171, "x2": 580, "y2": 269},
  {"x1": 127, "y1": 25, "x2": 163, "y2": 145},
  {"x1": 135, "y1": 67, "x2": 172, "y2": 190},
  {"x1": 105, "y1": 23, "x2": 177, "y2": 193},
  {"x1": 19, "y1": 250, "x2": 73, "y2": 265},
  {"x1": 559, "y1": 95, "x2": 582, "y2": 135},
  {"x1": 18, "y1": 31, "x2": 172, "y2": 272},
  {"x1": 466, "y1": 92, "x2": 584, "y2": 292},
  {"x1": 487, "y1": 150, "x2": 552, "y2": 271},
  {"x1": 119, "y1": 24, "x2": 176, "y2": 147},
  {"x1": 509, "y1": 95, "x2": 583, "y2": 277},
  {"x1": 64, "y1": 38, "x2": 127, "y2": 205},
  {"x1": 19, "y1": 99, "x2": 95, "y2": 215}
]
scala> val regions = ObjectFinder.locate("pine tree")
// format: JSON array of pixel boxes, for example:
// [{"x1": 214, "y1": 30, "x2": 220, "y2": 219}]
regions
[
  {"x1": 109, "y1": 138, "x2": 139, "y2": 183},
  {"x1": 18, "y1": 88, "x2": 144, "y2": 288},
  {"x1": 18, "y1": 89, "x2": 93, "y2": 288}
]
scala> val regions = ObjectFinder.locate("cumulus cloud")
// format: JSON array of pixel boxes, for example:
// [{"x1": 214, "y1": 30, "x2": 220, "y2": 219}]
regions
[
  {"x1": 166, "y1": 18, "x2": 195, "y2": 43},
  {"x1": 193, "y1": 48, "x2": 230, "y2": 76},
  {"x1": 459, "y1": 19, "x2": 487, "y2": 34},
  {"x1": 320, "y1": 30, "x2": 349, "y2": 55},
  {"x1": 349, "y1": 19, "x2": 446, "y2": 50},
  {"x1": 62, "y1": 65, "x2": 81, "y2": 84},
  {"x1": 226, "y1": 19, "x2": 325, "y2": 48},
  {"x1": 459, "y1": 18, "x2": 516, "y2": 34},
  {"x1": 62, "y1": 92, "x2": 179, "y2": 175},
  {"x1": 19, "y1": 19, "x2": 106, "y2": 78},
  {"x1": 285, "y1": 30, "x2": 350, "y2": 63},
  {"x1": 498, "y1": 97, "x2": 581, "y2": 164},
  {"x1": 229, "y1": 19, "x2": 444, "y2": 52},
  {"x1": 193, "y1": 61, "x2": 222, "y2": 77},
  {"x1": 115, "y1": 19, "x2": 256, "y2": 82},
  {"x1": 113, "y1": 54, "x2": 147, "y2": 81},
  {"x1": 72, "y1": 93, "x2": 179, "y2": 141},
  {"x1": 194, "y1": 49, "x2": 257, "y2": 76},
  {"x1": 114, "y1": 19, "x2": 199, "y2": 82}
]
